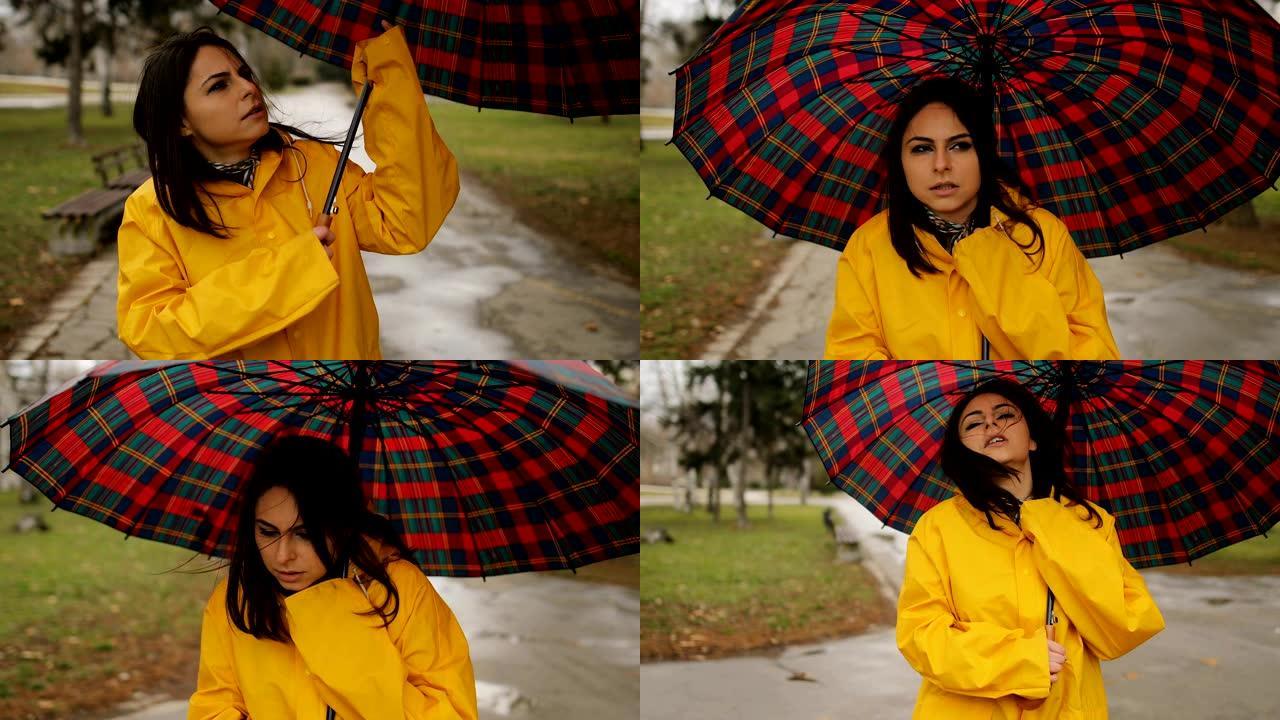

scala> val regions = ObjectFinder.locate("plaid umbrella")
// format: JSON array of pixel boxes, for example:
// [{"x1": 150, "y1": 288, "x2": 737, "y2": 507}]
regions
[
  {"x1": 801, "y1": 360, "x2": 1280, "y2": 569},
  {"x1": 673, "y1": 1, "x2": 1280, "y2": 254},
  {"x1": 210, "y1": 0, "x2": 640, "y2": 118},
  {"x1": 3, "y1": 360, "x2": 639, "y2": 578}
]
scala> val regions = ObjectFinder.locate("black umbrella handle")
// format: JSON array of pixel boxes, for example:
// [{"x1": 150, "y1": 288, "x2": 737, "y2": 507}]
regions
[
  {"x1": 322, "y1": 80, "x2": 375, "y2": 220},
  {"x1": 1046, "y1": 588, "x2": 1057, "y2": 627}
]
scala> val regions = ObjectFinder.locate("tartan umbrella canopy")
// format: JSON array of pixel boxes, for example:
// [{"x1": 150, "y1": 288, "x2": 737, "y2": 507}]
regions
[
  {"x1": 3, "y1": 360, "x2": 639, "y2": 578},
  {"x1": 210, "y1": 0, "x2": 640, "y2": 118},
  {"x1": 801, "y1": 360, "x2": 1280, "y2": 569},
  {"x1": 673, "y1": 1, "x2": 1280, "y2": 254}
]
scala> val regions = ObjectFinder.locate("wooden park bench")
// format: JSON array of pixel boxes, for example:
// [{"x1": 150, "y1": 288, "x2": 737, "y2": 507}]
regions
[{"x1": 42, "y1": 143, "x2": 150, "y2": 256}]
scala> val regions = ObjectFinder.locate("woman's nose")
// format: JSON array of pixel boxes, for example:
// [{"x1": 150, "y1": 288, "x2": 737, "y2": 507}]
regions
[
  {"x1": 934, "y1": 149, "x2": 951, "y2": 172},
  {"x1": 274, "y1": 536, "x2": 295, "y2": 562}
]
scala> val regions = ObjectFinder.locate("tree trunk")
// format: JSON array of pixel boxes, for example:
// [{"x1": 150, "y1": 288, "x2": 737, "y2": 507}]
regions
[
  {"x1": 766, "y1": 463, "x2": 775, "y2": 519},
  {"x1": 682, "y1": 467, "x2": 697, "y2": 513},
  {"x1": 707, "y1": 465, "x2": 721, "y2": 522},
  {"x1": 799, "y1": 456, "x2": 811, "y2": 506},
  {"x1": 67, "y1": 0, "x2": 86, "y2": 145},
  {"x1": 733, "y1": 460, "x2": 748, "y2": 529},
  {"x1": 100, "y1": 5, "x2": 115, "y2": 117},
  {"x1": 735, "y1": 379, "x2": 750, "y2": 529}
]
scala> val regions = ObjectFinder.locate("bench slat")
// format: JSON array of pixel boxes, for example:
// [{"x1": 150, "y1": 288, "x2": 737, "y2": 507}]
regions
[{"x1": 43, "y1": 188, "x2": 133, "y2": 220}]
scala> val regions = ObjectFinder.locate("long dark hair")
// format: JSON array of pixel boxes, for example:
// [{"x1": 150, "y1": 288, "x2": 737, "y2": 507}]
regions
[
  {"x1": 941, "y1": 378, "x2": 1101, "y2": 532},
  {"x1": 882, "y1": 76, "x2": 1046, "y2": 277},
  {"x1": 225, "y1": 435, "x2": 412, "y2": 643},
  {"x1": 133, "y1": 27, "x2": 340, "y2": 239}
]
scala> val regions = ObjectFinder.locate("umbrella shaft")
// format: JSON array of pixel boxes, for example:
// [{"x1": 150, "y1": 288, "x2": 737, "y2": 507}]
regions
[{"x1": 324, "y1": 81, "x2": 375, "y2": 216}]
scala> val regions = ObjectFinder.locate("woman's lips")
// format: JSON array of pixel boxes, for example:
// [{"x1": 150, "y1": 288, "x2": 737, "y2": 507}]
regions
[
  {"x1": 931, "y1": 184, "x2": 958, "y2": 197},
  {"x1": 243, "y1": 106, "x2": 265, "y2": 120}
]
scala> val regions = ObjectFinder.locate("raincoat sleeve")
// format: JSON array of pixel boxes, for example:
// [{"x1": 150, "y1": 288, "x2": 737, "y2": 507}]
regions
[
  {"x1": 1020, "y1": 499, "x2": 1165, "y2": 660},
  {"x1": 896, "y1": 517, "x2": 1052, "y2": 699},
  {"x1": 188, "y1": 585, "x2": 249, "y2": 720},
  {"x1": 953, "y1": 213, "x2": 1120, "y2": 360},
  {"x1": 284, "y1": 566, "x2": 478, "y2": 720},
  {"x1": 825, "y1": 229, "x2": 892, "y2": 360},
  {"x1": 117, "y1": 191, "x2": 340, "y2": 360},
  {"x1": 334, "y1": 25, "x2": 460, "y2": 256}
]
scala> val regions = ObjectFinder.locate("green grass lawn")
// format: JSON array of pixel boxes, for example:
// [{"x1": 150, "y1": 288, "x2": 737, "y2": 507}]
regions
[
  {"x1": 0, "y1": 489, "x2": 216, "y2": 719},
  {"x1": 640, "y1": 142, "x2": 793, "y2": 358},
  {"x1": 640, "y1": 504, "x2": 891, "y2": 661},
  {"x1": 0, "y1": 103, "x2": 139, "y2": 352},
  {"x1": 426, "y1": 102, "x2": 639, "y2": 278}
]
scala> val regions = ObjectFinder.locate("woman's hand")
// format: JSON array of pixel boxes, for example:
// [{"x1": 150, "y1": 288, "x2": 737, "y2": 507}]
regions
[
  {"x1": 1047, "y1": 630, "x2": 1066, "y2": 683},
  {"x1": 312, "y1": 223, "x2": 337, "y2": 261}
]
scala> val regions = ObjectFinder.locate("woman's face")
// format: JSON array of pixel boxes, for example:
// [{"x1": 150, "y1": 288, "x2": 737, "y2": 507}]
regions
[
  {"x1": 958, "y1": 392, "x2": 1036, "y2": 466},
  {"x1": 254, "y1": 487, "x2": 329, "y2": 593},
  {"x1": 900, "y1": 102, "x2": 982, "y2": 223},
  {"x1": 180, "y1": 45, "x2": 269, "y2": 161}
]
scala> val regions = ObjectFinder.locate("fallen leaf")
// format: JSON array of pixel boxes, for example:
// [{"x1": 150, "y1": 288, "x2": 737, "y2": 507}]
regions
[
  {"x1": 36, "y1": 700, "x2": 56, "y2": 710},
  {"x1": 1200, "y1": 657, "x2": 1219, "y2": 667},
  {"x1": 583, "y1": 322, "x2": 599, "y2": 333},
  {"x1": 1123, "y1": 671, "x2": 1141, "y2": 681},
  {"x1": 8, "y1": 297, "x2": 24, "y2": 306},
  {"x1": 788, "y1": 671, "x2": 817, "y2": 683}
]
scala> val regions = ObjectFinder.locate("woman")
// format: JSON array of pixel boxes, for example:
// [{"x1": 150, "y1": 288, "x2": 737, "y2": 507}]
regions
[
  {"x1": 824, "y1": 77, "x2": 1119, "y2": 360},
  {"x1": 189, "y1": 436, "x2": 477, "y2": 719},
  {"x1": 896, "y1": 378, "x2": 1164, "y2": 719},
  {"x1": 120, "y1": 21, "x2": 458, "y2": 360}
]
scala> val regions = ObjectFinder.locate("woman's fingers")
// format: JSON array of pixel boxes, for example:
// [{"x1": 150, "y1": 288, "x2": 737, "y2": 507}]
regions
[{"x1": 381, "y1": 19, "x2": 394, "y2": 31}]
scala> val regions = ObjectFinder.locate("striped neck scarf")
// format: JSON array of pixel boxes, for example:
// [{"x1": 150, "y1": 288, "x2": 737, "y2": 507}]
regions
[
  {"x1": 207, "y1": 149, "x2": 260, "y2": 189},
  {"x1": 924, "y1": 206, "x2": 977, "y2": 253}
]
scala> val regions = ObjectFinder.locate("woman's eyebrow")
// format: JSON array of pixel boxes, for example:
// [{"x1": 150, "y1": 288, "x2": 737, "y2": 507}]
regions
[
  {"x1": 255, "y1": 519, "x2": 279, "y2": 531},
  {"x1": 202, "y1": 71, "x2": 231, "y2": 88},
  {"x1": 908, "y1": 133, "x2": 972, "y2": 143}
]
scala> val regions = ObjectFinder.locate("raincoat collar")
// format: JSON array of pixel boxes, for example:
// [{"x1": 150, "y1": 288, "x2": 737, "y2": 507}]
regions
[
  {"x1": 951, "y1": 491, "x2": 1026, "y2": 543},
  {"x1": 198, "y1": 128, "x2": 291, "y2": 200}
]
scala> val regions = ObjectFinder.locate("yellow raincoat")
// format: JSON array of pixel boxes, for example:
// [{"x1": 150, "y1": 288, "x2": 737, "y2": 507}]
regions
[
  {"x1": 897, "y1": 495, "x2": 1165, "y2": 719},
  {"x1": 188, "y1": 558, "x2": 477, "y2": 720},
  {"x1": 824, "y1": 204, "x2": 1120, "y2": 360},
  {"x1": 117, "y1": 26, "x2": 459, "y2": 360}
]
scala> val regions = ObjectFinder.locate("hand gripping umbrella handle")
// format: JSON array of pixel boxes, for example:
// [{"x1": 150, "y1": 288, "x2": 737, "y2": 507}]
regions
[
  {"x1": 1015, "y1": 590, "x2": 1059, "y2": 711},
  {"x1": 320, "y1": 80, "x2": 375, "y2": 223}
]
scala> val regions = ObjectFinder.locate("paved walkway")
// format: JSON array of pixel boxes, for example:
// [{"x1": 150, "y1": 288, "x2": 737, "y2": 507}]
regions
[{"x1": 640, "y1": 491, "x2": 1280, "y2": 720}]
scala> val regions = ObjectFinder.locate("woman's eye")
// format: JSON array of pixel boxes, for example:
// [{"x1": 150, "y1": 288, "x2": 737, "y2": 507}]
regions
[
  {"x1": 964, "y1": 422, "x2": 981, "y2": 432},
  {"x1": 911, "y1": 145, "x2": 932, "y2": 154},
  {"x1": 951, "y1": 141, "x2": 973, "y2": 151},
  {"x1": 209, "y1": 81, "x2": 226, "y2": 93},
  {"x1": 257, "y1": 529, "x2": 276, "y2": 537}
]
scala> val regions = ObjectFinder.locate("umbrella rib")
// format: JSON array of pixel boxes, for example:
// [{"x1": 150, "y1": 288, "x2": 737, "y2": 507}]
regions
[
  {"x1": 1099, "y1": 366, "x2": 1279, "y2": 552},
  {"x1": 1078, "y1": 384, "x2": 1199, "y2": 565},
  {"x1": 190, "y1": 361, "x2": 345, "y2": 396},
  {"x1": 378, "y1": 405, "x2": 491, "y2": 579},
  {"x1": 91, "y1": 394, "x2": 341, "y2": 551},
  {"x1": 845, "y1": 6, "x2": 962, "y2": 60},
  {"x1": 1014, "y1": 47, "x2": 1278, "y2": 227},
  {"x1": 1002, "y1": 75, "x2": 1129, "y2": 244}
]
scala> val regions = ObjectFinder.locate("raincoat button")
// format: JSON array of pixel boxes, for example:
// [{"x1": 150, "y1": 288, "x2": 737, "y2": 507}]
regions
[
  {"x1": 957, "y1": 309, "x2": 967, "y2": 318},
  {"x1": 267, "y1": 231, "x2": 277, "y2": 240}
]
